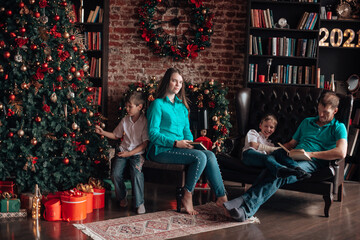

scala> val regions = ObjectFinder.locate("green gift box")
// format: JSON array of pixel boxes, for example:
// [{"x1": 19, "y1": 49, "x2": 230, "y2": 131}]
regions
[{"x1": 0, "y1": 199, "x2": 20, "y2": 213}]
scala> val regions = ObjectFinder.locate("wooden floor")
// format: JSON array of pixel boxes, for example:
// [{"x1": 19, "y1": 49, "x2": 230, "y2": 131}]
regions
[{"x1": 1, "y1": 181, "x2": 360, "y2": 240}]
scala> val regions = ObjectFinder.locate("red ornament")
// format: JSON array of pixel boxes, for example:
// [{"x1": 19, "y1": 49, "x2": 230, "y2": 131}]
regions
[
  {"x1": 198, "y1": 28, "x2": 203, "y2": 32},
  {"x1": 56, "y1": 75, "x2": 63, "y2": 82},
  {"x1": 166, "y1": 41, "x2": 171, "y2": 45},
  {"x1": 19, "y1": 2, "x2": 25, "y2": 8},
  {"x1": 35, "y1": 116, "x2": 42, "y2": 123},
  {"x1": 8, "y1": 132, "x2": 14, "y2": 138},
  {"x1": 6, "y1": 10, "x2": 12, "y2": 16},
  {"x1": 9, "y1": 32, "x2": 16, "y2": 38},
  {"x1": 87, "y1": 87, "x2": 94, "y2": 92},
  {"x1": 48, "y1": 67, "x2": 54, "y2": 74},
  {"x1": 61, "y1": 1, "x2": 67, "y2": 7},
  {"x1": 9, "y1": 94, "x2": 16, "y2": 101},
  {"x1": 72, "y1": 46, "x2": 78, "y2": 52},
  {"x1": 70, "y1": 132, "x2": 76, "y2": 138},
  {"x1": 63, "y1": 133, "x2": 68, "y2": 138},
  {"x1": 188, "y1": 85, "x2": 194, "y2": 89},
  {"x1": 34, "y1": 12, "x2": 40, "y2": 18},
  {"x1": 70, "y1": 66, "x2": 76, "y2": 73},
  {"x1": 54, "y1": 15, "x2": 60, "y2": 21},
  {"x1": 63, "y1": 158, "x2": 69, "y2": 165},
  {"x1": 70, "y1": 35, "x2": 75, "y2": 41},
  {"x1": 56, "y1": 66, "x2": 61, "y2": 71},
  {"x1": 3, "y1": 52, "x2": 10, "y2": 59},
  {"x1": 84, "y1": 140, "x2": 90, "y2": 145},
  {"x1": 42, "y1": 63, "x2": 48, "y2": 68},
  {"x1": 30, "y1": 44, "x2": 37, "y2": 50},
  {"x1": 19, "y1": 27, "x2": 26, "y2": 34},
  {"x1": 81, "y1": 108, "x2": 87, "y2": 113},
  {"x1": 0, "y1": 41, "x2": 5, "y2": 48},
  {"x1": 58, "y1": 44, "x2": 64, "y2": 50},
  {"x1": 156, "y1": 0, "x2": 162, "y2": 2},
  {"x1": 200, "y1": 46, "x2": 205, "y2": 50},
  {"x1": 55, "y1": 85, "x2": 62, "y2": 90}
]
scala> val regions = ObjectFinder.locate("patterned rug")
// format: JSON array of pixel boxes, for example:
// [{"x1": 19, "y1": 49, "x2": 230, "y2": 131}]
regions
[{"x1": 73, "y1": 202, "x2": 260, "y2": 240}]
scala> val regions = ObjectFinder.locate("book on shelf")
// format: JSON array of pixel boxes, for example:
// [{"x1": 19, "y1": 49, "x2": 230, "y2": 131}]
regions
[
  {"x1": 320, "y1": 74, "x2": 325, "y2": 88},
  {"x1": 249, "y1": 35, "x2": 253, "y2": 55},
  {"x1": 87, "y1": 10, "x2": 94, "y2": 23},
  {"x1": 297, "y1": 12, "x2": 309, "y2": 29},
  {"x1": 298, "y1": 66, "x2": 303, "y2": 84},
  {"x1": 347, "y1": 125, "x2": 360, "y2": 156},
  {"x1": 309, "y1": 13, "x2": 318, "y2": 30},
  {"x1": 91, "y1": 6, "x2": 101, "y2": 23},
  {"x1": 258, "y1": 36, "x2": 263, "y2": 55},
  {"x1": 90, "y1": 87, "x2": 102, "y2": 106},
  {"x1": 316, "y1": 67, "x2": 320, "y2": 88},
  {"x1": 254, "y1": 63, "x2": 258, "y2": 83},
  {"x1": 292, "y1": 65, "x2": 298, "y2": 84},
  {"x1": 98, "y1": 8, "x2": 104, "y2": 23},
  {"x1": 304, "y1": 12, "x2": 314, "y2": 30}
]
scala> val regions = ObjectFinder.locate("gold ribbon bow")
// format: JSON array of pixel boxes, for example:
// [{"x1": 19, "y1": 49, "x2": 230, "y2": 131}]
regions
[
  {"x1": 76, "y1": 183, "x2": 94, "y2": 193},
  {"x1": 88, "y1": 177, "x2": 104, "y2": 189}
]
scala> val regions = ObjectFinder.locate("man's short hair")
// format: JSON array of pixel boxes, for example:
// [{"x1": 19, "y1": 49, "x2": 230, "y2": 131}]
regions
[{"x1": 319, "y1": 92, "x2": 339, "y2": 109}]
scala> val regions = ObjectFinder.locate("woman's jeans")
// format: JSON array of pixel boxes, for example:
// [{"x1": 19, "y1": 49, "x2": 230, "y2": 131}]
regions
[
  {"x1": 111, "y1": 155, "x2": 144, "y2": 207},
  {"x1": 149, "y1": 148, "x2": 226, "y2": 197},
  {"x1": 242, "y1": 149, "x2": 299, "y2": 177}
]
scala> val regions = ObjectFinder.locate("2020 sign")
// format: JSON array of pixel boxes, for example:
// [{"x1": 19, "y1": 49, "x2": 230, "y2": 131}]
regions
[{"x1": 319, "y1": 28, "x2": 360, "y2": 48}]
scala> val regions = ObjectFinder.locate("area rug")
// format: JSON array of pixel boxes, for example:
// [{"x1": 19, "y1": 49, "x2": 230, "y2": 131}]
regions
[{"x1": 73, "y1": 202, "x2": 260, "y2": 240}]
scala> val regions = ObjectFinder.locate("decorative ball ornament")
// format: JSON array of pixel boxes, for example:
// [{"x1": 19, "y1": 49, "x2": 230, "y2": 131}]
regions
[
  {"x1": 19, "y1": 2, "x2": 25, "y2": 8},
  {"x1": 100, "y1": 123, "x2": 106, "y2": 128},
  {"x1": 72, "y1": 122, "x2": 78, "y2": 130},
  {"x1": 85, "y1": 139, "x2": 90, "y2": 145},
  {"x1": 20, "y1": 65, "x2": 27, "y2": 72},
  {"x1": 54, "y1": 15, "x2": 60, "y2": 21},
  {"x1": 63, "y1": 32, "x2": 70, "y2": 38},
  {"x1": 34, "y1": 12, "x2": 40, "y2": 18},
  {"x1": 3, "y1": 51, "x2": 11, "y2": 59},
  {"x1": 8, "y1": 132, "x2": 14, "y2": 138},
  {"x1": 29, "y1": 0, "x2": 35, "y2": 4},
  {"x1": 46, "y1": 55, "x2": 53, "y2": 62},
  {"x1": 63, "y1": 158, "x2": 69, "y2": 165},
  {"x1": 75, "y1": 71, "x2": 81, "y2": 78},
  {"x1": 17, "y1": 129, "x2": 25, "y2": 137},
  {"x1": 50, "y1": 93, "x2": 57, "y2": 103},
  {"x1": 30, "y1": 138, "x2": 38, "y2": 145},
  {"x1": 83, "y1": 64, "x2": 89, "y2": 72},
  {"x1": 81, "y1": 108, "x2": 87, "y2": 113},
  {"x1": 9, "y1": 94, "x2": 16, "y2": 101},
  {"x1": 67, "y1": 74, "x2": 73, "y2": 80},
  {"x1": 21, "y1": 82, "x2": 29, "y2": 89},
  {"x1": 70, "y1": 66, "x2": 76, "y2": 73},
  {"x1": 89, "y1": 111, "x2": 94, "y2": 117},
  {"x1": 70, "y1": 35, "x2": 75, "y2": 41},
  {"x1": 212, "y1": 116, "x2": 218, "y2": 121},
  {"x1": 138, "y1": 0, "x2": 214, "y2": 60},
  {"x1": 35, "y1": 116, "x2": 42, "y2": 123},
  {"x1": 14, "y1": 54, "x2": 23, "y2": 62},
  {"x1": 30, "y1": 44, "x2": 38, "y2": 50},
  {"x1": 56, "y1": 75, "x2": 63, "y2": 82},
  {"x1": 70, "y1": 132, "x2": 76, "y2": 138},
  {"x1": 0, "y1": 103, "x2": 3, "y2": 110},
  {"x1": 40, "y1": 15, "x2": 49, "y2": 24}
]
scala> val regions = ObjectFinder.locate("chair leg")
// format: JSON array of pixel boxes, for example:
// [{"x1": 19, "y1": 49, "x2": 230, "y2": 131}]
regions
[
  {"x1": 337, "y1": 183, "x2": 343, "y2": 202},
  {"x1": 176, "y1": 187, "x2": 183, "y2": 212},
  {"x1": 323, "y1": 194, "x2": 333, "y2": 217}
]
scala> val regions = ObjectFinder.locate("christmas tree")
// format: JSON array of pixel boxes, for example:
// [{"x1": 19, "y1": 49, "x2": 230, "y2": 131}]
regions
[{"x1": 0, "y1": 0, "x2": 109, "y2": 192}]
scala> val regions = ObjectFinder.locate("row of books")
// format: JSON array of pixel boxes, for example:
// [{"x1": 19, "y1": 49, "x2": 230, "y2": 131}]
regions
[
  {"x1": 344, "y1": 163, "x2": 359, "y2": 180},
  {"x1": 84, "y1": 32, "x2": 102, "y2": 51},
  {"x1": 249, "y1": 35, "x2": 317, "y2": 58},
  {"x1": 297, "y1": 12, "x2": 318, "y2": 30},
  {"x1": 250, "y1": 9, "x2": 274, "y2": 28},
  {"x1": 248, "y1": 64, "x2": 316, "y2": 84},
  {"x1": 86, "y1": 6, "x2": 104, "y2": 23},
  {"x1": 89, "y1": 57, "x2": 102, "y2": 78}
]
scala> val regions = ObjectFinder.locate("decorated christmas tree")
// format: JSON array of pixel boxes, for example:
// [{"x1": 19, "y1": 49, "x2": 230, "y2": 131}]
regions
[{"x1": 0, "y1": 0, "x2": 109, "y2": 192}]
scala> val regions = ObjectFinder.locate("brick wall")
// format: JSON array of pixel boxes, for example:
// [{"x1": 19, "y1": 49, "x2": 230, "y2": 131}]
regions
[{"x1": 107, "y1": 0, "x2": 247, "y2": 130}]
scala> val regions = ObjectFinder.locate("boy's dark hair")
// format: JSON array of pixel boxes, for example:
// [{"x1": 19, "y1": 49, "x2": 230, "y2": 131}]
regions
[
  {"x1": 125, "y1": 91, "x2": 146, "y2": 107},
  {"x1": 260, "y1": 113, "x2": 278, "y2": 126},
  {"x1": 319, "y1": 91, "x2": 339, "y2": 109}
]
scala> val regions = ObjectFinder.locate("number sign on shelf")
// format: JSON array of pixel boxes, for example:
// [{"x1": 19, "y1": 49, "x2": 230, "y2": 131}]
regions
[{"x1": 319, "y1": 27, "x2": 360, "y2": 48}]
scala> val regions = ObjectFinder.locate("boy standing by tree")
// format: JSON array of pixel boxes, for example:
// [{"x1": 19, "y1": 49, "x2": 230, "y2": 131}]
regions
[{"x1": 96, "y1": 92, "x2": 148, "y2": 214}]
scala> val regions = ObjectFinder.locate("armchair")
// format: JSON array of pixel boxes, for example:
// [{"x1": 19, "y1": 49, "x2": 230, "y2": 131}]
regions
[{"x1": 217, "y1": 86, "x2": 353, "y2": 217}]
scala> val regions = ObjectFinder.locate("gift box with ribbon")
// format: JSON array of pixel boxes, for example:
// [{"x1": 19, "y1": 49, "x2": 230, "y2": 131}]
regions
[
  {"x1": 77, "y1": 183, "x2": 94, "y2": 213},
  {"x1": 88, "y1": 178, "x2": 105, "y2": 209},
  {"x1": 0, "y1": 181, "x2": 15, "y2": 194},
  {"x1": 60, "y1": 188, "x2": 87, "y2": 221},
  {"x1": 20, "y1": 193, "x2": 34, "y2": 214},
  {"x1": 1, "y1": 193, "x2": 20, "y2": 213}
]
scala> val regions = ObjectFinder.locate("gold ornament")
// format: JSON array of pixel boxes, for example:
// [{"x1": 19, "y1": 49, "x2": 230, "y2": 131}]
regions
[
  {"x1": 72, "y1": 122, "x2": 78, "y2": 130},
  {"x1": 46, "y1": 55, "x2": 52, "y2": 61},
  {"x1": 212, "y1": 116, "x2": 218, "y2": 121},
  {"x1": 100, "y1": 123, "x2": 106, "y2": 128},
  {"x1": 63, "y1": 31, "x2": 70, "y2": 39},
  {"x1": 75, "y1": 71, "x2": 81, "y2": 78},
  {"x1": 20, "y1": 65, "x2": 27, "y2": 71},
  {"x1": 154, "y1": 40, "x2": 160, "y2": 45},
  {"x1": 202, "y1": 9, "x2": 207, "y2": 14},
  {"x1": 0, "y1": 65, "x2": 4, "y2": 73},
  {"x1": 0, "y1": 103, "x2": 3, "y2": 110},
  {"x1": 87, "y1": 120, "x2": 92, "y2": 126},
  {"x1": 17, "y1": 129, "x2": 24, "y2": 137},
  {"x1": 50, "y1": 93, "x2": 57, "y2": 103},
  {"x1": 20, "y1": 82, "x2": 28, "y2": 89},
  {"x1": 89, "y1": 111, "x2": 94, "y2": 117},
  {"x1": 29, "y1": 0, "x2": 35, "y2": 4},
  {"x1": 67, "y1": 74, "x2": 73, "y2": 80}
]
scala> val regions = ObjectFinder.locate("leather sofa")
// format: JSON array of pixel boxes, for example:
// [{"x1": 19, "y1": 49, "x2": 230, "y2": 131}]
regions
[{"x1": 217, "y1": 85, "x2": 353, "y2": 217}]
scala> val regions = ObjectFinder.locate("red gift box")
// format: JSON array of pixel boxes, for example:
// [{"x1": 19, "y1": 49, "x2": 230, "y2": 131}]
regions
[
  {"x1": 43, "y1": 199, "x2": 61, "y2": 221},
  {"x1": 0, "y1": 181, "x2": 15, "y2": 194},
  {"x1": 60, "y1": 194, "x2": 87, "y2": 221},
  {"x1": 93, "y1": 188, "x2": 105, "y2": 209},
  {"x1": 83, "y1": 192, "x2": 93, "y2": 214}
]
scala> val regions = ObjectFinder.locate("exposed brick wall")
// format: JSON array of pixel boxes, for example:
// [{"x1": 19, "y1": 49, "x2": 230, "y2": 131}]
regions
[{"x1": 107, "y1": 0, "x2": 247, "y2": 131}]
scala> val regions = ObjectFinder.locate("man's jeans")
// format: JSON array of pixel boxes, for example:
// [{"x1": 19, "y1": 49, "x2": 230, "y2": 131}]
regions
[
  {"x1": 149, "y1": 148, "x2": 226, "y2": 197},
  {"x1": 231, "y1": 150, "x2": 327, "y2": 218},
  {"x1": 243, "y1": 149, "x2": 300, "y2": 177},
  {"x1": 111, "y1": 155, "x2": 144, "y2": 207}
]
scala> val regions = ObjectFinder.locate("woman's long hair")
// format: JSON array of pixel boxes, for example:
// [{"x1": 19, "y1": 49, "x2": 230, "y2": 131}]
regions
[{"x1": 155, "y1": 68, "x2": 189, "y2": 110}]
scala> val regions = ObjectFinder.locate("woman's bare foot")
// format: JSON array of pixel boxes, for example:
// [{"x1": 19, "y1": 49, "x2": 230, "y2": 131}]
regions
[
  {"x1": 182, "y1": 190, "x2": 198, "y2": 215},
  {"x1": 216, "y1": 195, "x2": 229, "y2": 217}
]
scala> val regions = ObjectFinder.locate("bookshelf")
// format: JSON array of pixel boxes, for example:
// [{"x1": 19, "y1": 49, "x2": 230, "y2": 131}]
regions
[
  {"x1": 72, "y1": 0, "x2": 109, "y2": 116},
  {"x1": 245, "y1": 0, "x2": 321, "y2": 87}
]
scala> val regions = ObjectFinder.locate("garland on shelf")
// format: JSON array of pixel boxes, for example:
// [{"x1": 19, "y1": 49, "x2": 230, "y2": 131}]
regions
[
  {"x1": 138, "y1": 0, "x2": 214, "y2": 61},
  {"x1": 119, "y1": 78, "x2": 232, "y2": 152}
]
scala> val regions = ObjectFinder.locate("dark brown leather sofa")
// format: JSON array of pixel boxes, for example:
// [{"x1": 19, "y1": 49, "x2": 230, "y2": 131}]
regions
[{"x1": 217, "y1": 86, "x2": 353, "y2": 217}]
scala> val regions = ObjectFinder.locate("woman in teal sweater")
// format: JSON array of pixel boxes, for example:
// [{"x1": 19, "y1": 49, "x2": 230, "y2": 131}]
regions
[{"x1": 147, "y1": 68, "x2": 228, "y2": 215}]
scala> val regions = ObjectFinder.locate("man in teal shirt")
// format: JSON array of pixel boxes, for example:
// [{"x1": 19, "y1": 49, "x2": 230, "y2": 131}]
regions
[{"x1": 224, "y1": 91, "x2": 348, "y2": 221}]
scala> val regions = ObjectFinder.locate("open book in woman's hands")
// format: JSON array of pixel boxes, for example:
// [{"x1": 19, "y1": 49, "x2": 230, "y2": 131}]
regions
[{"x1": 277, "y1": 143, "x2": 311, "y2": 161}]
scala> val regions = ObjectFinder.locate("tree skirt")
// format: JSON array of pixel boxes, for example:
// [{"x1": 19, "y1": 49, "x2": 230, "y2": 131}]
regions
[{"x1": 73, "y1": 202, "x2": 260, "y2": 240}]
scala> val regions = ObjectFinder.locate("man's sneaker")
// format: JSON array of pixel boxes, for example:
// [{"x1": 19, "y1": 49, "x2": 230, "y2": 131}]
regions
[{"x1": 137, "y1": 204, "x2": 146, "y2": 214}]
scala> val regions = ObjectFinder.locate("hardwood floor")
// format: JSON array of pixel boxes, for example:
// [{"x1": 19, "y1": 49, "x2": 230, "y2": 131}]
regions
[{"x1": 1, "y1": 181, "x2": 359, "y2": 240}]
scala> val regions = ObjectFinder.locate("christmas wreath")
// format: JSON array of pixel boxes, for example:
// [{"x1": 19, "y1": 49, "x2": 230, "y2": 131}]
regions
[
  {"x1": 119, "y1": 78, "x2": 232, "y2": 152},
  {"x1": 138, "y1": 0, "x2": 214, "y2": 61}
]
